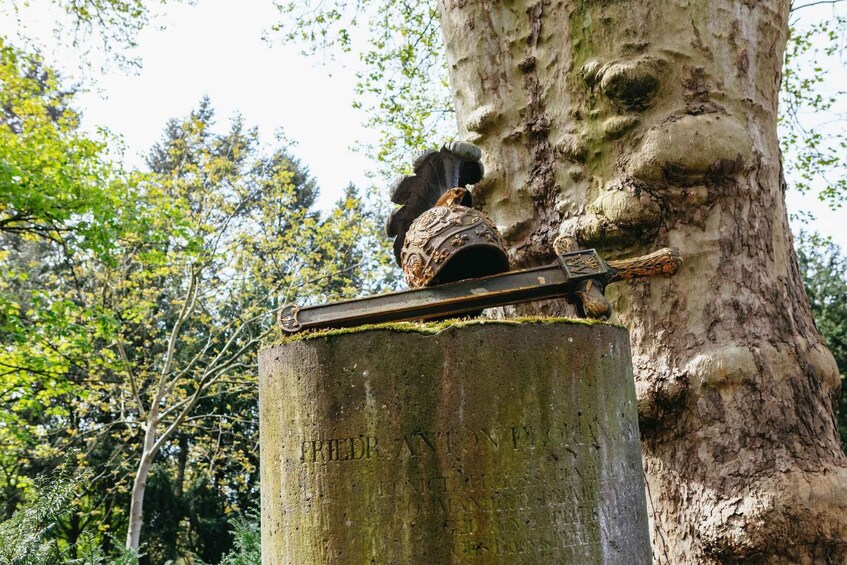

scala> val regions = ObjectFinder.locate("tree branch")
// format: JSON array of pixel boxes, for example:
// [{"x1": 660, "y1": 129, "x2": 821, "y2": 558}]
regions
[
  {"x1": 791, "y1": 0, "x2": 847, "y2": 12},
  {"x1": 116, "y1": 338, "x2": 146, "y2": 419}
]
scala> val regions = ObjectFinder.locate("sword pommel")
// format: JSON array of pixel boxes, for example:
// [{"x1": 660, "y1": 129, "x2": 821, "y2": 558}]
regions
[
  {"x1": 278, "y1": 304, "x2": 302, "y2": 333},
  {"x1": 555, "y1": 247, "x2": 682, "y2": 320}
]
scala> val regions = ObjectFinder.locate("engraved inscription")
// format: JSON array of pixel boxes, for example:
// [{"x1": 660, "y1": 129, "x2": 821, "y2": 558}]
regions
[
  {"x1": 290, "y1": 419, "x2": 643, "y2": 560},
  {"x1": 299, "y1": 436, "x2": 379, "y2": 462},
  {"x1": 296, "y1": 420, "x2": 638, "y2": 465}
]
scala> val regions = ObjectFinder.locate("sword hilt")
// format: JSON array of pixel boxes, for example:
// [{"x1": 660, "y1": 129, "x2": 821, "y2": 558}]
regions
[
  {"x1": 606, "y1": 247, "x2": 682, "y2": 282},
  {"x1": 557, "y1": 247, "x2": 682, "y2": 320}
]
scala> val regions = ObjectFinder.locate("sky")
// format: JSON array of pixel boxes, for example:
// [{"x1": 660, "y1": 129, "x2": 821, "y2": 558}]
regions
[
  {"x1": 2, "y1": 0, "x2": 380, "y2": 211},
  {"x1": 1, "y1": 0, "x2": 845, "y2": 250}
]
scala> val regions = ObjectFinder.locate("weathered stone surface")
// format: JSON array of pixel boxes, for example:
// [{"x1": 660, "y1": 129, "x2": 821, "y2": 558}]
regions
[{"x1": 260, "y1": 320, "x2": 651, "y2": 564}]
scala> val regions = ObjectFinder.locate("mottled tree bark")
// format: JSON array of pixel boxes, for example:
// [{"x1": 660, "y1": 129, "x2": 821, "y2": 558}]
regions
[{"x1": 436, "y1": 1, "x2": 847, "y2": 562}]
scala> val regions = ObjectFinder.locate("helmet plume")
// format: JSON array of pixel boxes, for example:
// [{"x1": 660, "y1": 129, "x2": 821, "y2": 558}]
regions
[{"x1": 386, "y1": 142, "x2": 484, "y2": 264}]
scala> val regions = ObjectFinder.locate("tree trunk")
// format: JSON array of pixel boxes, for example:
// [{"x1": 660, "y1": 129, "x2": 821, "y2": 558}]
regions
[
  {"x1": 126, "y1": 424, "x2": 157, "y2": 550},
  {"x1": 176, "y1": 433, "x2": 188, "y2": 498},
  {"x1": 67, "y1": 511, "x2": 80, "y2": 559},
  {"x1": 437, "y1": 1, "x2": 847, "y2": 562}
]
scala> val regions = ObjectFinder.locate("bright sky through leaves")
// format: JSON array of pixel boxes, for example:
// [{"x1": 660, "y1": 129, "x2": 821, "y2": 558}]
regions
[{"x1": 2, "y1": 0, "x2": 845, "y2": 249}]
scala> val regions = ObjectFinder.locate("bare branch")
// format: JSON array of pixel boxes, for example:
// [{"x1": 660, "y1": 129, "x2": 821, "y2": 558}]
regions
[
  {"x1": 791, "y1": 0, "x2": 847, "y2": 12},
  {"x1": 116, "y1": 339, "x2": 146, "y2": 419},
  {"x1": 160, "y1": 269, "x2": 199, "y2": 381}
]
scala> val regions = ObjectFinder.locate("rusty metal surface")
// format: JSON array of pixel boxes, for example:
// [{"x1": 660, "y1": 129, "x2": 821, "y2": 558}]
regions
[{"x1": 400, "y1": 193, "x2": 510, "y2": 288}]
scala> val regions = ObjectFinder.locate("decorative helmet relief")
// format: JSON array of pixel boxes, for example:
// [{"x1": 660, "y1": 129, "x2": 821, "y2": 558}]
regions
[{"x1": 386, "y1": 143, "x2": 510, "y2": 289}]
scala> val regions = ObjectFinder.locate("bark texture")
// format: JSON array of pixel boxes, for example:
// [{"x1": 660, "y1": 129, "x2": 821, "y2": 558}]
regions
[{"x1": 436, "y1": 1, "x2": 847, "y2": 562}]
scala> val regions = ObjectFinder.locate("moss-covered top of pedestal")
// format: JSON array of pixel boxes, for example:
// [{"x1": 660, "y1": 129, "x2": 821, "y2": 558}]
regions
[{"x1": 265, "y1": 316, "x2": 623, "y2": 348}]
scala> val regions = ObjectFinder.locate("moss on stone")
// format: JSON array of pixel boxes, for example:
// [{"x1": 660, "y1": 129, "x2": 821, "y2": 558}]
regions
[{"x1": 264, "y1": 315, "x2": 622, "y2": 348}]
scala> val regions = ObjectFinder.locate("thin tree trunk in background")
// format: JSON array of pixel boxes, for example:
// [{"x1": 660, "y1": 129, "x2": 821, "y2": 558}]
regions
[
  {"x1": 437, "y1": 0, "x2": 847, "y2": 561},
  {"x1": 123, "y1": 272, "x2": 196, "y2": 550},
  {"x1": 126, "y1": 423, "x2": 157, "y2": 550},
  {"x1": 67, "y1": 511, "x2": 80, "y2": 559}
]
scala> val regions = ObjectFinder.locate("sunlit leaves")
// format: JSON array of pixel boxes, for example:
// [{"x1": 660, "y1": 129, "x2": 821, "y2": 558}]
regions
[
  {"x1": 0, "y1": 37, "x2": 129, "y2": 256},
  {"x1": 780, "y1": 14, "x2": 847, "y2": 208},
  {"x1": 7, "y1": 0, "x2": 189, "y2": 70},
  {"x1": 0, "y1": 44, "x2": 390, "y2": 553}
]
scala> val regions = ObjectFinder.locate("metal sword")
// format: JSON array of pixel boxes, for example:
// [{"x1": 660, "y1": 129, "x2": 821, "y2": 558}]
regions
[{"x1": 278, "y1": 248, "x2": 682, "y2": 333}]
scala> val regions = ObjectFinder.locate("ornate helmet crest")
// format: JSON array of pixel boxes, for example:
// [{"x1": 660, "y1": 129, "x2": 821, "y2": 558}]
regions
[{"x1": 386, "y1": 143, "x2": 510, "y2": 288}]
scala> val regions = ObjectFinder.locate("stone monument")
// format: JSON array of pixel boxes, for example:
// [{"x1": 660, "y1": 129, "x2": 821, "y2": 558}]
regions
[
  {"x1": 260, "y1": 319, "x2": 651, "y2": 563},
  {"x1": 260, "y1": 143, "x2": 678, "y2": 563}
]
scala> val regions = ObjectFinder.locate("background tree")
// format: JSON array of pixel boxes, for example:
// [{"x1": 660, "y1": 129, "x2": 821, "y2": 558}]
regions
[
  {"x1": 4, "y1": 0, "x2": 190, "y2": 70},
  {"x1": 273, "y1": 0, "x2": 452, "y2": 179},
  {"x1": 0, "y1": 36, "x2": 134, "y2": 546},
  {"x1": 780, "y1": 10, "x2": 847, "y2": 209},
  {"x1": 0, "y1": 36, "x2": 390, "y2": 558},
  {"x1": 0, "y1": 468, "x2": 138, "y2": 564},
  {"x1": 797, "y1": 232, "x2": 847, "y2": 447},
  {"x1": 86, "y1": 99, "x2": 380, "y2": 551},
  {"x1": 0, "y1": 37, "x2": 126, "y2": 252}
]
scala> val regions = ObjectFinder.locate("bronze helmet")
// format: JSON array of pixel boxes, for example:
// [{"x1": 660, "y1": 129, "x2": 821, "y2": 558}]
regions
[
  {"x1": 385, "y1": 142, "x2": 510, "y2": 289},
  {"x1": 398, "y1": 188, "x2": 509, "y2": 288}
]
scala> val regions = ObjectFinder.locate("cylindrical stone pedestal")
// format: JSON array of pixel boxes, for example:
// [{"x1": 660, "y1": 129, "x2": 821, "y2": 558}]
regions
[{"x1": 260, "y1": 320, "x2": 651, "y2": 564}]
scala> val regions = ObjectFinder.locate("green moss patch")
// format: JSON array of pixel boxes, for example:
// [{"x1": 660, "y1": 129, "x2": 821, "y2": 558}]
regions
[{"x1": 265, "y1": 315, "x2": 622, "y2": 348}]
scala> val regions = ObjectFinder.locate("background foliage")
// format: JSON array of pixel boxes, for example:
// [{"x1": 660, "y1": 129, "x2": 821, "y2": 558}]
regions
[
  {"x1": 0, "y1": 18, "x2": 393, "y2": 560},
  {"x1": 796, "y1": 232, "x2": 847, "y2": 448}
]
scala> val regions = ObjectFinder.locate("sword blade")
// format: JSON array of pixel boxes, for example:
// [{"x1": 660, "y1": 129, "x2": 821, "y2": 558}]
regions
[{"x1": 280, "y1": 263, "x2": 576, "y2": 333}]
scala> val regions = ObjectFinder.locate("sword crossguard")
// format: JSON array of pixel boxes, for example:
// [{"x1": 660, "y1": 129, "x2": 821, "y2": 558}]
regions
[{"x1": 557, "y1": 247, "x2": 682, "y2": 319}]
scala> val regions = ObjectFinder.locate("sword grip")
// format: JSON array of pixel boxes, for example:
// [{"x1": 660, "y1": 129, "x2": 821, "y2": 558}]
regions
[{"x1": 607, "y1": 248, "x2": 682, "y2": 282}]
